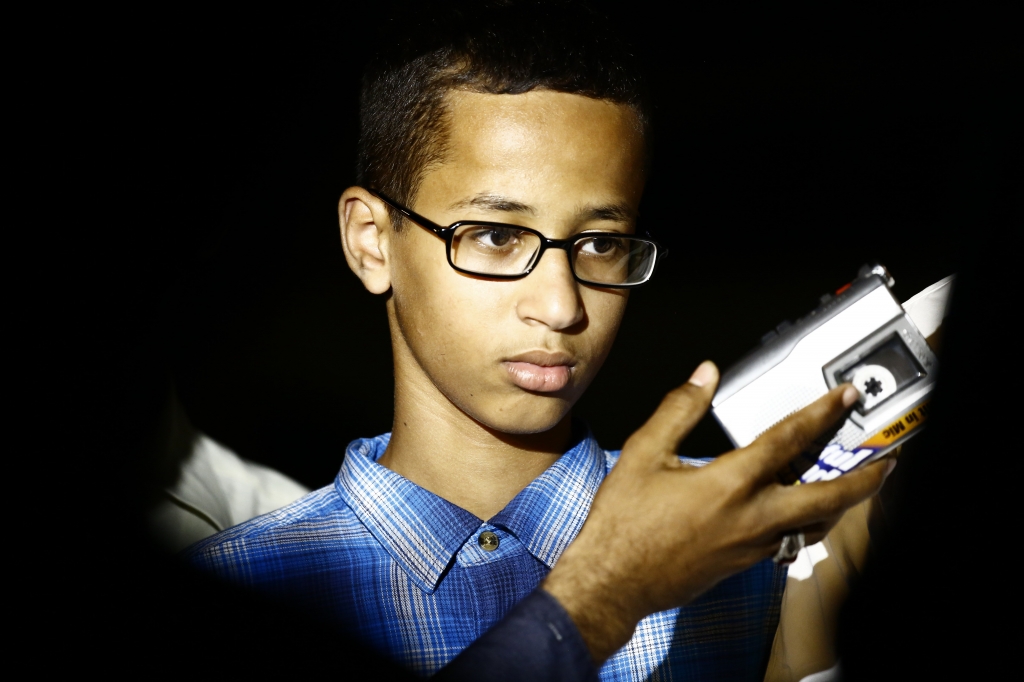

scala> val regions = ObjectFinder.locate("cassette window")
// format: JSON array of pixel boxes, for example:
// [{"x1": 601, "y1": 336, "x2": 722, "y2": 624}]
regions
[{"x1": 837, "y1": 334, "x2": 925, "y2": 413}]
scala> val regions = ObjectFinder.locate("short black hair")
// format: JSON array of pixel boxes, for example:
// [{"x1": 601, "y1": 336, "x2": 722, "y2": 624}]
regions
[{"x1": 357, "y1": 0, "x2": 650, "y2": 228}]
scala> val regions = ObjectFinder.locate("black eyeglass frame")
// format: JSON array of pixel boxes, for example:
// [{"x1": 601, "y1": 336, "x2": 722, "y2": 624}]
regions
[{"x1": 368, "y1": 189, "x2": 665, "y2": 288}]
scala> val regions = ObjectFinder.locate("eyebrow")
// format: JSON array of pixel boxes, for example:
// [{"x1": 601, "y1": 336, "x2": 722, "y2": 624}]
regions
[
  {"x1": 448, "y1": 193, "x2": 635, "y2": 224},
  {"x1": 579, "y1": 204, "x2": 635, "y2": 224},
  {"x1": 448, "y1": 194, "x2": 537, "y2": 216}
]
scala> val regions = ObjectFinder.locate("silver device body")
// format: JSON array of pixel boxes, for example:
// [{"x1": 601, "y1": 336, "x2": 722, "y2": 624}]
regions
[{"x1": 711, "y1": 265, "x2": 938, "y2": 483}]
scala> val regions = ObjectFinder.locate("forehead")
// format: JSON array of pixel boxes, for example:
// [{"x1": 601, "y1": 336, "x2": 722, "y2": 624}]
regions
[
  {"x1": 418, "y1": 90, "x2": 646, "y2": 214},
  {"x1": 445, "y1": 89, "x2": 643, "y2": 155}
]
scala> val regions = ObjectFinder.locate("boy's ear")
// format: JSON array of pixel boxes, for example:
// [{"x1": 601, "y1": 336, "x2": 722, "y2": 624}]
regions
[{"x1": 339, "y1": 187, "x2": 393, "y2": 294}]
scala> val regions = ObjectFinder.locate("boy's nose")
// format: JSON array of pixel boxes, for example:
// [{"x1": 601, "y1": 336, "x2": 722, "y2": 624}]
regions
[{"x1": 514, "y1": 248, "x2": 585, "y2": 331}]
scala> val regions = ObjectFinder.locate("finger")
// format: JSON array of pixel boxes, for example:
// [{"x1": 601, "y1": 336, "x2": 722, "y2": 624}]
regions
[
  {"x1": 627, "y1": 361, "x2": 719, "y2": 457},
  {"x1": 738, "y1": 383, "x2": 860, "y2": 481},
  {"x1": 767, "y1": 457, "x2": 892, "y2": 531}
]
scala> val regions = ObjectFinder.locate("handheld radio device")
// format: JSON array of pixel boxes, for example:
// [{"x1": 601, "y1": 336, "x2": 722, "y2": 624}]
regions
[{"x1": 712, "y1": 264, "x2": 939, "y2": 484}]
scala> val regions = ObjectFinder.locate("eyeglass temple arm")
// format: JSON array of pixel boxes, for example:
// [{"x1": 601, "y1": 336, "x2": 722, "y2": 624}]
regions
[{"x1": 367, "y1": 188, "x2": 448, "y2": 234}]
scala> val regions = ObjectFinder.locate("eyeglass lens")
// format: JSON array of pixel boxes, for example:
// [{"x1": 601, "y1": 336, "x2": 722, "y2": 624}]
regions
[{"x1": 450, "y1": 225, "x2": 656, "y2": 284}]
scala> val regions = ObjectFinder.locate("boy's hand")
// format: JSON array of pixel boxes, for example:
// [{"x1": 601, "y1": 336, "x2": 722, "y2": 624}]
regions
[{"x1": 542, "y1": 361, "x2": 894, "y2": 663}]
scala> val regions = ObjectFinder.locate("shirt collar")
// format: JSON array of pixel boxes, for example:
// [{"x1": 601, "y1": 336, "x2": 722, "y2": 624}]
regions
[
  {"x1": 335, "y1": 434, "x2": 481, "y2": 594},
  {"x1": 335, "y1": 429, "x2": 608, "y2": 593},
  {"x1": 488, "y1": 430, "x2": 606, "y2": 569}
]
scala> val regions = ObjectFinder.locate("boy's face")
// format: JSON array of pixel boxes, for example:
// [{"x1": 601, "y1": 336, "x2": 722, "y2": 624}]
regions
[{"x1": 372, "y1": 90, "x2": 646, "y2": 435}]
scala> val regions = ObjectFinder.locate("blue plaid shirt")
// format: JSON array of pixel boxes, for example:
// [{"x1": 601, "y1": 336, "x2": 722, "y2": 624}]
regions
[{"x1": 186, "y1": 432, "x2": 786, "y2": 680}]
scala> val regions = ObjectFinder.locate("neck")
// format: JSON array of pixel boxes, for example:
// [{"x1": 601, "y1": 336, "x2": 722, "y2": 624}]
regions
[{"x1": 378, "y1": 340, "x2": 572, "y2": 521}]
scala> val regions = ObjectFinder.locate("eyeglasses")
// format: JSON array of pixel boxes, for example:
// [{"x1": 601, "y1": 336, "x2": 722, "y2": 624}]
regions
[{"x1": 369, "y1": 190, "x2": 664, "y2": 288}]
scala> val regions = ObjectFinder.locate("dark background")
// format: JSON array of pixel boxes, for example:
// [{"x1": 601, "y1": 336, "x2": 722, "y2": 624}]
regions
[{"x1": 132, "y1": 3, "x2": 1008, "y2": 490}]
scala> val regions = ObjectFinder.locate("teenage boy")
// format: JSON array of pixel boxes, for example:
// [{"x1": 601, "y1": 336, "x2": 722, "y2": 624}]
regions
[{"x1": 187, "y1": 3, "x2": 890, "y2": 678}]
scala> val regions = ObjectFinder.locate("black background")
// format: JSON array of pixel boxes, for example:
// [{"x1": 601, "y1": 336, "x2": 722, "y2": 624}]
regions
[{"x1": 129, "y1": 3, "x2": 1008, "y2": 490}]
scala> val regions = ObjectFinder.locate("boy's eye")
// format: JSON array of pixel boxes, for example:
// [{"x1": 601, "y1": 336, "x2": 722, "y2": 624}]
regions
[
  {"x1": 467, "y1": 226, "x2": 527, "y2": 249},
  {"x1": 478, "y1": 228, "x2": 515, "y2": 247},
  {"x1": 579, "y1": 237, "x2": 622, "y2": 255},
  {"x1": 451, "y1": 225, "x2": 541, "y2": 274}
]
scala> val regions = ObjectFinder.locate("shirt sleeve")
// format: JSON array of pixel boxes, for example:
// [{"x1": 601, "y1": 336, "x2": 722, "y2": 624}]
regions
[{"x1": 435, "y1": 588, "x2": 598, "y2": 682}]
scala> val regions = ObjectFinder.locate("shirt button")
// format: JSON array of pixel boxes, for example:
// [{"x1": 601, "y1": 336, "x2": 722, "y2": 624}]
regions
[{"x1": 478, "y1": 531, "x2": 500, "y2": 551}]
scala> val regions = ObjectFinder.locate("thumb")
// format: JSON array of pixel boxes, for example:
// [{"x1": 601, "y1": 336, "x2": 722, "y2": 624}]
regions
[{"x1": 624, "y1": 361, "x2": 719, "y2": 461}]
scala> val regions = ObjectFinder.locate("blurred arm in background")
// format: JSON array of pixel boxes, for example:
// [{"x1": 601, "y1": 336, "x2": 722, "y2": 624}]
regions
[{"x1": 144, "y1": 383, "x2": 309, "y2": 553}]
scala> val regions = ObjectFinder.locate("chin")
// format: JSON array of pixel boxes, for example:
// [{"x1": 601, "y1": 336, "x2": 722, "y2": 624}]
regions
[{"x1": 473, "y1": 395, "x2": 574, "y2": 435}]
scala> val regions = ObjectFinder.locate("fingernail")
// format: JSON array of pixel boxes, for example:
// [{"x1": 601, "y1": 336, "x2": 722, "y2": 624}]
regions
[
  {"x1": 688, "y1": 361, "x2": 715, "y2": 387},
  {"x1": 842, "y1": 385, "x2": 860, "y2": 407},
  {"x1": 885, "y1": 458, "x2": 898, "y2": 477}
]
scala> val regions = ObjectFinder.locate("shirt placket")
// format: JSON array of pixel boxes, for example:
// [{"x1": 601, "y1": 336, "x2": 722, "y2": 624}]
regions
[{"x1": 455, "y1": 523, "x2": 549, "y2": 639}]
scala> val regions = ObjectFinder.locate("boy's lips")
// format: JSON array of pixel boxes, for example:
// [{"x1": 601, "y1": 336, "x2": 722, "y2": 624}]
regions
[{"x1": 502, "y1": 351, "x2": 575, "y2": 392}]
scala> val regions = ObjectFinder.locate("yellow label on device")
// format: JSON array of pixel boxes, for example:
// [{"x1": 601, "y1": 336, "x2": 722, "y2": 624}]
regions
[
  {"x1": 798, "y1": 399, "x2": 932, "y2": 483},
  {"x1": 860, "y1": 400, "x2": 930, "y2": 448}
]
